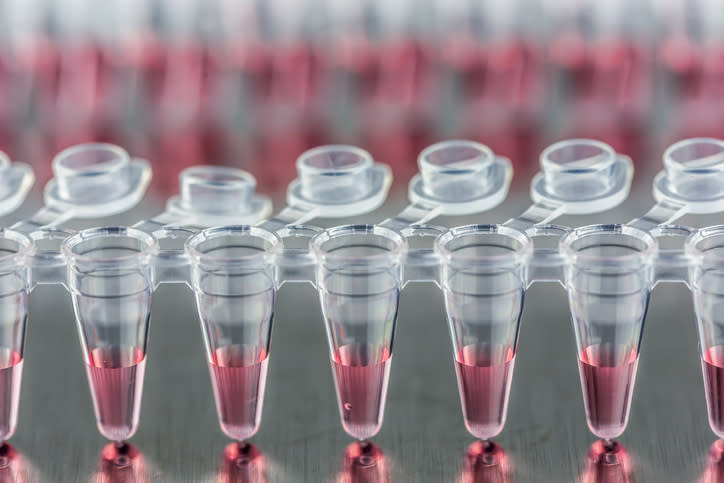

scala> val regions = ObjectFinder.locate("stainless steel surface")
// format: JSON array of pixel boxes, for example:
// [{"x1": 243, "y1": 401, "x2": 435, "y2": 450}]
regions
[{"x1": 6, "y1": 189, "x2": 724, "y2": 482}]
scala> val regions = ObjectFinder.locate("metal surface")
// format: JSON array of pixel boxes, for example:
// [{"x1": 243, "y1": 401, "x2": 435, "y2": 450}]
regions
[{"x1": 4, "y1": 187, "x2": 723, "y2": 482}]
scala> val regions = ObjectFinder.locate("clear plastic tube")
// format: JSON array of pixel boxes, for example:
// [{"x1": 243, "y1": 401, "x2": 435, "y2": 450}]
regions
[
  {"x1": 556, "y1": 137, "x2": 724, "y2": 448},
  {"x1": 63, "y1": 227, "x2": 156, "y2": 443},
  {"x1": 0, "y1": 142, "x2": 151, "y2": 447},
  {"x1": 428, "y1": 139, "x2": 633, "y2": 450},
  {"x1": 312, "y1": 225, "x2": 404, "y2": 440},
  {"x1": 186, "y1": 226, "x2": 281, "y2": 442},
  {"x1": 560, "y1": 225, "x2": 655, "y2": 440},
  {"x1": 436, "y1": 225, "x2": 531, "y2": 440},
  {"x1": 687, "y1": 227, "x2": 724, "y2": 439},
  {"x1": 62, "y1": 144, "x2": 393, "y2": 447},
  {"x1": 0, "y1": 231, "x2": 33, "y2": 443}
]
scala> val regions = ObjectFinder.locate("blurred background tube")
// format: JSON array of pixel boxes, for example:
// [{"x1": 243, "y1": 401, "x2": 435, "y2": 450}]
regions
[{"x1": 0, "y1": 0, "x2": 722, "y2": 198}]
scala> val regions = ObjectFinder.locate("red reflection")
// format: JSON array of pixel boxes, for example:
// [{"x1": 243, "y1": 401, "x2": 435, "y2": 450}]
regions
[
  {"x1": 659, "y1": 34, "x2": 702, "y2": 99},
  {"x1": 94, "y1": 442, "x2": 148, "y2": 483},
  {"x1": 337, "y1": 441, "x2": 389, "y2": 483},
  {"x1": 3, "y1": 4, "x2": 724, "y2": 198},
  {"x1": 0, "y1": 443, "x2": 27, "y2": 483},
  {"x1": 700, "y1": 440, "x2": 724, "y2": 483},
  {"x1": 579, "y1": 440, "x2": 632, "y2": 483},
  {"x1": 218, "y1": 442, "x2": 267, "y2": 483},
  {"x1": 459, "y1": 440, "x2": 511, "y2": 483}
]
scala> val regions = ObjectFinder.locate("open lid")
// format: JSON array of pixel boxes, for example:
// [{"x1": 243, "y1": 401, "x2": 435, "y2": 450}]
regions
[
  {"x1": 407, "y1": 140, "x2": 513, "y2": 215},
  {"x1": 502, "y1": 139, "x2": 633, "y2": 233},
  {"x1": 285, "y1": 145, "x2": 392, "y2": 218},
  {"x1": 0, "y1": 151, "x2": 33, "y2": 217},
  {"x1": 530, "y1": 139, "x2": 633, "y2": 214},
  {"x1": 165, "y1": 165, "x2": 272, "y2": 226},
  {"x1": 652, "y1": 138, "x2": 724, "y2": 214},
  {"x1": 43, "y1": 143, "x2": 151, "y2": 217}
]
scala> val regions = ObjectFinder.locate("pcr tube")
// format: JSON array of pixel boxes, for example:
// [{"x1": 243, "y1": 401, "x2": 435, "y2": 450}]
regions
[
  {"x1": 61, "y1": 145, "x2": 393, "y2": 453},
  {"x1": 0, "y1": 143, "x2": 151, "y2": 448},
  {"x1": 555, "y1": 138, "x2": 724, "y2": 464}
]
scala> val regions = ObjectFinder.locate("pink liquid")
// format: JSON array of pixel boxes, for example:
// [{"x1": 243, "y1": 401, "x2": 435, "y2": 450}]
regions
[
  {"x1": 85, "y1": 346, "x2": 146, "y2": 442},
  {"x1": 331, "y1": 344, "x2": 392, "y2": 440},
  {"x1": 208, "y1": 345, "x2": 269, "y2": 441},
  {"x1": 454, "y1": 344, "x2": 516, "y2": 440},
  {"x1": 701, "y1": 345, "x2": 724, "y2": 438},
  {"x1": 0, "y1": 349, "x2": 22, "y2": 442},
  {"x1": 578, "y1": 344, "x2": 639, "y2": 440}
]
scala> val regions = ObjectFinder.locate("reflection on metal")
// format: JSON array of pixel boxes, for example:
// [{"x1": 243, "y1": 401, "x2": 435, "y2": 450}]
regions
[
  {"x1": 337, "y1": 441, "x2": 389, "y2": 483},
  {"x1": 459, "y1": 441, "x2": 511, "y2": 483},
  {"x1": 93, "y1": 442, "x2": 148, "y2": 483},
  {"x1": 0, "y1": 444, "x2": 27, "y2": 483},
  {"x1": 580, "y1": 440, "x2": 632, "y2": 483},
  {"x1": 217, "y1": 442, "x2": 267, "y2": 483}
]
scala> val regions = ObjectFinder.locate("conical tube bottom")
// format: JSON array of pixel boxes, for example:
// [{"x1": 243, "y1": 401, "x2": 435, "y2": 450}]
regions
[
  {"x1": 208, "y1": 344, "x2": 269, "y2": 441},
  {"x1": 577, "y1": 344, "x2": 639, "y2": 440},
  {"x1": 331, "y1": 344, "x2": 392, "y2": 440},
  {"x1": 454, "y1": 344, "x2": 515, "y2": 440},
  {"x1": 85, "y1": 345, "x2": 146, "y2": 442},
  {"x1": 0, "y1": 349, "x2": 23, "y2": 443},
  {"x1": 701, "y1": 346, "x2": 724, "y2": 438}
]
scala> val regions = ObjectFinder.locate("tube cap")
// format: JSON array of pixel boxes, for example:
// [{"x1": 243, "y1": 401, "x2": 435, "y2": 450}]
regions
[
  {"x1": 653, "y1": 138, "x2": 724, "y2": 213},
  {"x1": 408, "y1": 140, "x2": 513, "y2": 215},
  {"x1": 530, "y1": 139, "x2": 633, "y2": 214},
  {"x1": 286, "y1": 145, "x2": 392, "y2": 217},
  {"x1": 165, "y1": 166, "x2": 272, "y2": 226},
  {"x1": 0, "y1": 151, "x2": 33, "y2": 216},
  {"x1": 44, "y1": 143, "x2": 151, "y2": 217}
]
